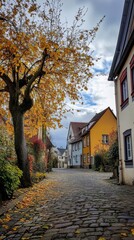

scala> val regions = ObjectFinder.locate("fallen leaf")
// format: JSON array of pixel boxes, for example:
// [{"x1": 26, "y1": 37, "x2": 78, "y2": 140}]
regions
[
  {"x1": 75, "y1": 229, "x2": 80, "y2": 234},
  {"x1": 120, "y1": 233, "x2": 128, "y2": 237},
  {"x1": 19, "y1": 218, "x2": 26, "y2": 222},
  {"x1": 2, "y1": 225, "x2": 9, "y2": 229},
  {"x1": 12, "y1": 226, "x2": 19, "y2": 231},
  {"x1": 0, "y1": 236, "x2": 6, "y2": 240},
  {"x1": 21, "y1": 238, "x2": 30, "y2": 240},
  {"x1": 42, "y1": 225, "x2": 49, "y2": 229}
]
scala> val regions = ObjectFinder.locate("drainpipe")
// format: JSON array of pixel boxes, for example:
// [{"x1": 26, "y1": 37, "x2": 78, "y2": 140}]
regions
[
  {"x1": 89, "y1": 131, "x2": 92, "y2": 168},
  {"x1": 114, "y1": 79, "x2": 123, "y2": 184}
]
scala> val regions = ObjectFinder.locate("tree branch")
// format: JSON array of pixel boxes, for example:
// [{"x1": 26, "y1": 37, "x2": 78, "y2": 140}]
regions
[
  {"x1": 0, "y1": 88, "x2": 7, "y2": 92},
  {"x1": 24, "y1": 49, "x2": 49, "y2": 98},
  {"x1": 0, "y1": 16, "x2": 18, "y2": 32},
  {"x1": 0, "y1": 72, "x2": 14, "y2": 93},
  {"x1": 24, "y1": 59, "x2": 41, "y2": 77}
]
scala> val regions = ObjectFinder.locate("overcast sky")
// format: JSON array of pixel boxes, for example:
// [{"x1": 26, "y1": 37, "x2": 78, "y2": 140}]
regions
[{"x1": 50, "y1": 0, "x2": 124, "y2": 149}]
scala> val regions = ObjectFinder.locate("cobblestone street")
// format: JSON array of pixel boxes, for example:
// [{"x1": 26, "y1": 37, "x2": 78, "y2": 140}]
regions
[{"x1": 0, "y1": 169, "x2": 134, "y2": 240}]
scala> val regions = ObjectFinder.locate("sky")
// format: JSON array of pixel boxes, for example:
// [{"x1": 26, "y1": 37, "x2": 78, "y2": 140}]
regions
[{"x1": 50, "y1": 0, "x2": 125, "y2": 149}]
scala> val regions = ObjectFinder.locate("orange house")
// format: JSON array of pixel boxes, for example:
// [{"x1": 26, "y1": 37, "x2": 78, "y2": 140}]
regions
[{"x1": 81, "y1": 107, "x2": 117, "y2": 168}]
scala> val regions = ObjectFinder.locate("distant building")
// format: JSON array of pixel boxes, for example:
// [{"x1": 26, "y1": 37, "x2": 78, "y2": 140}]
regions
[
  {"x1": 81, "y1": 107, "x2": 117, "y2": 168},
  {"x1": 57, "y1": 148, "x2": 67, "y2": 168},
  {"x1": 108, "y1": 0, "x2": 134, "y2": 184},
  {"x1": 67, "y1": 122, "x2": 87, "y2": 168},
  {"x1": 66, "y1": 108, "x2": 117, "y2": 169}
]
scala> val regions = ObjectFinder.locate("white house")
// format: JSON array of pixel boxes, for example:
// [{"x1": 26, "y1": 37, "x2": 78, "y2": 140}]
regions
[
  {"x1": 108, "y1": 0, "x2": 134, "y2": 185},
  {"x1": 57, "y1": 148, "x2": 68, "y2": 168},
  {"x1": 67, "y1": 122, "x2": 87, "y2": 167}
]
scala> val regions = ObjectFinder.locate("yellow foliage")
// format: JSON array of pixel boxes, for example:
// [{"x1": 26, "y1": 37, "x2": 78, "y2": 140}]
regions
[{"x1": 0, "y1": 0, "x2": 100, "y2": 136}]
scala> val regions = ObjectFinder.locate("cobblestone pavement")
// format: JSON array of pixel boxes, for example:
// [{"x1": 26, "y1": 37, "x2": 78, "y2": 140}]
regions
[{"x1": 0, "y1": 169, "x2": 134, "y2": 240}]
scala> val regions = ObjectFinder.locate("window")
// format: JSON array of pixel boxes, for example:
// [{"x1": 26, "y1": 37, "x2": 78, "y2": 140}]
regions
[
  {"x1": 75, "y1": 155, "x2": 78, "y2": 163},
  {"x1": 77, "y1": 142, "x2": 79, "y2": 150},
  {"x1": 102, "y1": 134, "x2": 109, "y2": 144},
  {"x1": 86, "y1": 135, "x2": 89, "y2": 146},
  {"x1": 83, "y1": 137, "x2": 86, "y2": 147},
  {"x1": 130, "y1": 55, "x2": 134, "y2": 96},
  {"x1": 83, "y1": 154, "x2": 86, "y2": 163},
  {"x1": 72, "y1": 144, "x2": 75, "y2": 151},
  {"x1": 120, "y1": 68, "x2": 129, "y2": 108},
  {"x1": 87, "y1": 153, "x2": 90, "y2": 163},
  {"x1": 122, "y1": 77, "x2": 128, "y2": 102},
  {"x1": 123, "y1": 129, "x2": 133, "y2": 166},
  {"x1": 131, "y1": 67, "x2": 134, "y2": 92}
]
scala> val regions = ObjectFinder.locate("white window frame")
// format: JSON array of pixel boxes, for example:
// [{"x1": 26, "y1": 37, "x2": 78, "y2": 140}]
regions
[
  {"x1": 122, "y1": 77, "x2": 128, "y2": 102},
  {"x1": 123, "y1": 129, "x2": 133, "y2": 166},
  {"x1": 102, "y1": 134, "x2": 109, "y2": 144},
  {"x1": 126, "y1": 135, "x2": 132, "y2": 160}
]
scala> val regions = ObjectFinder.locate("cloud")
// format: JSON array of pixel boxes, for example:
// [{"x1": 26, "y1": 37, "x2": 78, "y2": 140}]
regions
[
  {"x1": 50, "y1": 0, "x2": 124, "y2": 148},
  {"x1": 62, "y1": 0, "x2": 124, "y2": 57},
  {"x1": 50, "y1": 74, "x2": 115, "y2": 148}
]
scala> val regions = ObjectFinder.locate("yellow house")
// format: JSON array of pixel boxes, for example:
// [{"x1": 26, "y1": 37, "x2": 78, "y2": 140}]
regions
[{"x1": 82, "y1": 107, "x2": 117, "y2": 168}]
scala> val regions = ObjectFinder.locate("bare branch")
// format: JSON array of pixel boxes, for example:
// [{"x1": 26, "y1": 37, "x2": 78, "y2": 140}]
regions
[
  {"x1": 0, "y1": 73, "x2": 14, "y2": 93},
  {"x1": 24, "y1": 49, "x2": 49, "y2": 98},
  {"x1": 0, "y1": 88, "x2": 8, "y2": 92},
  {"x1": 0, "y1": 16, "x2": 18, "y2": 32},
  {"x1": 22, "y1": 59, "x2": 41, "y2": 76}
]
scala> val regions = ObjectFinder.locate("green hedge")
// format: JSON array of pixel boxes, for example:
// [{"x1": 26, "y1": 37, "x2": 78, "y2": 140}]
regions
[{"x1": 0, "y1": 159, "x2": 22, "y2": 200}]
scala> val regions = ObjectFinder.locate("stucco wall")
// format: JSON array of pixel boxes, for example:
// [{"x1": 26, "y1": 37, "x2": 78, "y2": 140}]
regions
[
  {"x1": 90, "y1": 108, "x2": 117, "y2": 156},
  {"x1": 72, "y1": 141, "x2": 82, "y2": 167},
  {"x1": 116, "y1": 46, "x2": 134, "y2": 185}
]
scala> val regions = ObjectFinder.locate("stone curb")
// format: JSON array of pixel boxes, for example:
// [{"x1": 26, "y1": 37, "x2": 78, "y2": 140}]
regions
[{"x1": 0, "y1": 190, "x2": 29, "y2": 216}]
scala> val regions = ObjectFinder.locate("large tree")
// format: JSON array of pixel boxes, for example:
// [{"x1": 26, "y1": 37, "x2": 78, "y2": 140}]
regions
[{"x1": 0, "y1": 0, "x2": 101, "y2": 187}]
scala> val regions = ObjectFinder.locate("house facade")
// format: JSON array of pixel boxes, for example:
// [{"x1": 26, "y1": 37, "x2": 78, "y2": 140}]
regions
[
  {"x1": 67, "y1": 122, "x2": 87, "y2": 167},
  {"x1": 108, "y1": 0, "x2": 134, "y2": 184},
  {"x1": 81, "y1": 107, "x2": 117, "y2": 168},
  {"x1": 71, "y1": 140, "x2": 83, "y2": 167},
  {"x1": 57, "y1": 148, "x2": 68, "y2": 168}
]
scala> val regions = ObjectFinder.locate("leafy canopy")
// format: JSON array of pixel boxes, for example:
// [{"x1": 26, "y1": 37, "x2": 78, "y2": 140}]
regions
[{"x1": 0, "y1": 0, "x2": 101, "y2": 135}]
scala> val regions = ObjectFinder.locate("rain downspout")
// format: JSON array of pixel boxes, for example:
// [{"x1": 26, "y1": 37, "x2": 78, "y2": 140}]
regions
[{"x1": 114, "y1": 78, "x2": 123, "y2": 184}]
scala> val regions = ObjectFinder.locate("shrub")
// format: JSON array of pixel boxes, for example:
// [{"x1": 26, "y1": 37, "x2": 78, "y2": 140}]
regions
[
  {"x1": 31, "y1": 172, "x2": 46, "y2": 183},
  {"x1": 94, "y1": 154, "x2": 102, "y2": 171},
  {"x1": 94, "y1": 150, "x2": 108, "y2": 171},
  {"x1": 0, "y1": 159, "x2": 22, "y2": 200},
  {"x1": 52, "y1": 157, "x2": 58, "y2": 168},
  {"x1": 107, "y1": 139, "x2": 119, "y2": 178},
  {"x1": 0, "y1": 125, "x2": 16, "y2": 164},
  {"x1": 30, "y1": 136, "x2": 46, "y2": 172}
]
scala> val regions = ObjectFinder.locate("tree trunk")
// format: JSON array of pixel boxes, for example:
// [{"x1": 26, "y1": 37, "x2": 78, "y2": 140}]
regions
[{"x1": 12, "y1": 110, "x2": 32, "y2": 187}]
